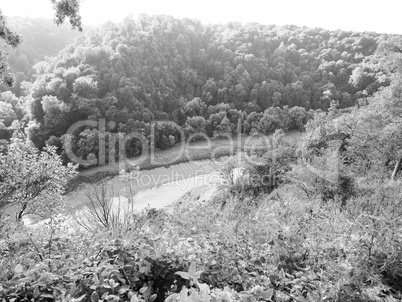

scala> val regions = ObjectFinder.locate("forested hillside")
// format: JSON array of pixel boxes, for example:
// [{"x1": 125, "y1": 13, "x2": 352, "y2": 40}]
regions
[
  {"x1": 1, "y1": 15, "x2": 398, "y2": 167},
  {"x1": 30, "y1": 15, "x2": 392, "y2": 112},
  {"x1": 0, "y1": 16, "x2": 83, "y2": 95}
]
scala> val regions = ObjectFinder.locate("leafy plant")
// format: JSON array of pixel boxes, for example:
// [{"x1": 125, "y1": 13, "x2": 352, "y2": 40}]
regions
[{"x1": 0, "y1": 140, "x2": 77, "y2": 220}]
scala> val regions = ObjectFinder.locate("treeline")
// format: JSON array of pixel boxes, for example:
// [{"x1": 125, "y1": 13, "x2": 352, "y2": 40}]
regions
[
  {"x1": 59, "y1": 103, "x2": 313, "y2": 167},
  {"x1": 0, "y1": 15, "x2": 400, "y2": 166}
]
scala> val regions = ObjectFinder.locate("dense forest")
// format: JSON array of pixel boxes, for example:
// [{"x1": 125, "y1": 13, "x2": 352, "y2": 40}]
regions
[
  {"x1": 2, "y1": 13, "x2": 402, "y2": 302},
  {"x1": 0, "y1": 15, "x2": 398, "y2": 167}
]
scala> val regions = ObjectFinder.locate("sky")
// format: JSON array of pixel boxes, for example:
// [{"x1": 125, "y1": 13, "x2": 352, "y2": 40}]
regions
[{"x1": 1, "y1": 0, "x2": 402, "y2": 35}]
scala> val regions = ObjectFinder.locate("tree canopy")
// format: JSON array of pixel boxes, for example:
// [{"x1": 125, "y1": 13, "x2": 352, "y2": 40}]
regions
[{"x1": 0, "y1": 14, "x2": 401, "y2": 168}]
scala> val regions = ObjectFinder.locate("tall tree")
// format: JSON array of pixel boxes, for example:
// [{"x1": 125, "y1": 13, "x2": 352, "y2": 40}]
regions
[{"x1": 0, "y1": 140, "x2": 77, "y2": 220}]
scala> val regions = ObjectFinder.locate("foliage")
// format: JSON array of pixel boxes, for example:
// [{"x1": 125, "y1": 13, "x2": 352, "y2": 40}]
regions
[
  {"x1": 0, "y1": 3, "x2": 82, "y2": 89},
  {"x1": 220, "y1": 130, "x2": 297, "y2": 197},
  {"x1": 4, "y1": 15, "x2": 398, "y2": 167},
  {"x1": 245, "y1": 130, "x2": 297, "y2": 194},
  {"x1": 0, "y1": 139, "x2": 77, "y2": 220},
  {"x1": 2, "y1": 12, "x2": 402, "y2": 302},
  {"x1": 0, "y1": 10, "x2": 22, "y2": 87},
  {"x1": 51, "y1": 0, "x2": 83, "y2": 31},
  {"x1": 1, "y1": 172, "x2": 402, "y2": 301},
  {"x1": 0, "y1": 17, "x2": 82, "y2": 87},
  {"x1": 280, "y1": 38, "x2": 402, "y2": 298}
]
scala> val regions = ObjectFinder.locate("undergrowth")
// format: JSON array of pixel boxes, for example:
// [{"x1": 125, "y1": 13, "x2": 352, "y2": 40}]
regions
[{"x1": 2, "y1": 178, "x2": 401, "y2": 301}]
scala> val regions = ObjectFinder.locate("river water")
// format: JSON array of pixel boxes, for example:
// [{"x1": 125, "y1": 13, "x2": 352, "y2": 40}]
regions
[{"x1": 109, "y1": 171, "x2": 221, "y2": 212}]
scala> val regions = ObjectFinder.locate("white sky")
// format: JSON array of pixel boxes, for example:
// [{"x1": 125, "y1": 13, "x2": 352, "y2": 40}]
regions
[{"x1": 1, "y1": 0, "x2": 402, "y2": 34}]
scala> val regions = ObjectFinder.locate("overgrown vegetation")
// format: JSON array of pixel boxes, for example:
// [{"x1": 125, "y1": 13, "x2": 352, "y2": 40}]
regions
[
  {"x1": 2, "y1": 13, "x2": 402, "y2": 302},
  {"x1": 2, "y1": 176, "x2": 402, "y2": 301}
]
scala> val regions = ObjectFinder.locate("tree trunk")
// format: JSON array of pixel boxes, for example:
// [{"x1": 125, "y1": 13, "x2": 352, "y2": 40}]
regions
[
  {"x1": 17, "y1": 202, "x2": 27, "y2": 221},
  {"x1": 391, "y1": 156, "x2": 402, "y2": 181}
]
